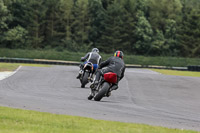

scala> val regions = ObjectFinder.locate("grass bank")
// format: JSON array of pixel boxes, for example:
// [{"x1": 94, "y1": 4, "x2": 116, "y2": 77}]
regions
[
  {"x1": 1, "y1": 48, "x2": 200, "y2": 67},
  {"x1": 0, "y1": 106, "x2": 198, "y2": 133},
  {"x1": 151, "y1": 69, "x2": 200, "y2": 77},
  {"x1": 0, "y1": 62, "x2": 49, "y2": 72}
]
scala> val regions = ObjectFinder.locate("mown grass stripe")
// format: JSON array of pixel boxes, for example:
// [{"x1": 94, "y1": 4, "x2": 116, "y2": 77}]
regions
[{"x1": 151, "y1": 69, "x2": 200, "y2": 77}]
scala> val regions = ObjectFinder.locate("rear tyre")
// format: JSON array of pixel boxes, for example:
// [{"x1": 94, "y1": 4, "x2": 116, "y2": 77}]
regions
[
  {"x1": 81, "y1": 72, "x2": 89, "y2": 88},
  {"x1": 94, "y1": 82, "x2": 110, "y2": 101}
]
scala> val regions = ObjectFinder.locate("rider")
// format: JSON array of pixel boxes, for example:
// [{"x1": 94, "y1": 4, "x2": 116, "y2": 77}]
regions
[
  {"x1": 76, "y1": 48, "x2": 101, "y2": 79},
  {"x1": 90, "y1": 50, "x2": 125, "y2": 95}
]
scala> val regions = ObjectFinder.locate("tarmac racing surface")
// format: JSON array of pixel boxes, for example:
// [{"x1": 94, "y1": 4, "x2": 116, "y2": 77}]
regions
[{"x1": 0, "y1": 65, "x2": 200, "y2": 131}]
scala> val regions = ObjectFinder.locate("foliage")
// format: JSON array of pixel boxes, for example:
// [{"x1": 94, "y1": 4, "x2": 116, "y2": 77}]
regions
[
  {"x1": 177, "y1": 0, "x2": 200, "y2": 57},
  {"x1": 3, "y1": 26, "x2": 28, "y2": 48},
  {"x1": 98, "y1": 1, "x2": 124, "y2": 53},
  {"x1": 0, "y1": 0, "x2": 11, "y2": 45},
  {"x1": 0, "y1": 0, "x2": 200, "y2": 57},
  {"x1": 134, "y1": 10, "x2": 153, "y2": 55}
]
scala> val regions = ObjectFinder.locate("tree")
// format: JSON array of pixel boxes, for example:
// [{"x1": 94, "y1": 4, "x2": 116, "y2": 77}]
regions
[
  {"x1": 0, "y1": 0, "x2": 10, "y2": 46},
  {"x1": 43, "y1": 0, "x2": 66, "y2": 48},
  {"x1": 164, "y1": 19, "x2": 179, "y2": 56},
  {"x1": 150, "y1": 29, "x2": 165, "y2": 55},
  {"x1": 3, "y1": 26, "x2": 28, "y2": 48},
  {"x1": 1, "y1": 0, "x2": 200, "y2": 58},
  {"x1": 97, "y1": 1, "x2": 124, "y2": 53},
  {"x1": 27, "y1": 0, "x2": 47, "y2": 48},
  {"x1": 119, "y1": 0, "x2": 137, "y2": 54},
  {"x1": 132, "y1": 0, "x2": 153, "y2": 55},
  {"x1": 69, "y1": 0, "x2": 91, "y2": 52},
  {"x1": 148, "y1": 0, "x2": 182, "y2": 32},
  {"x1": 88, "y1": 0, "x2": 106, "y2": 48},
  {"x1": 148, "y1": 0, "x2": 182, "y2": 56},
  {"x1": 134, "y1": 11, "x2": 153, "y2": 55},
  {"x1": 9, "y1": 0, "x2": 47, "y2": 48},
  {"x1": 101, "y1": 0, "x2": 114, "y2": 10},
  {"x1": 177, "y1": 1, "x2": 200, "y2": 57}
]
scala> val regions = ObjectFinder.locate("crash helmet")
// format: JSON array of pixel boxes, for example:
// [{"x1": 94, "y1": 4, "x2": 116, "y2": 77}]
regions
[
  {"x1": 92, "y1": 48, "x2": 99, "y2": 53},
  {"x1": 114, "y1": 50, "x2": 124, "y2": 59}
]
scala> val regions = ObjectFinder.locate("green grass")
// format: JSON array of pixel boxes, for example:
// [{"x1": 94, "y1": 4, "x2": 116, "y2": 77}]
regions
[
  {"x1": 0, "y1": 106, "x2": 198, "y2": 133},
  {"x1": 1, "y1": 48, "x2": 200, "y2": 67},
  {"x1": 125, "y1": 55, "x2": 200, "y2": 67},
  {"x1": 151, "y1": 69, "x2": 200, "y2": 77},
  {"x1": 0, "y1": 63, "x2": 19, "y2": 72},
  {"x1": 0, "y1": 48, "x2": 84, "y2": 62},
  {"x1": 0, "y1": 63, "x2": 50, "y2": 72}
]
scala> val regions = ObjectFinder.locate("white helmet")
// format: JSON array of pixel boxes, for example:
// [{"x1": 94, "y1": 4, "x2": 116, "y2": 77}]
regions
[{"x1": 92, "y1": 48, "x2": 99, "y2": 53}]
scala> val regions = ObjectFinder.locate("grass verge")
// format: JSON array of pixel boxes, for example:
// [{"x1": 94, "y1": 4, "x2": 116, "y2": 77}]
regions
[
  {"x1": 151, "y1": 69, "x2": 200, "y2": 77},
  {"x1": 0, "y1": 106, "x2": 198, "y2": 133},
  {"x1": 0, "y1": 63, "x2": 50, "y2": 72},
  {"x1": 1, "y1": 48, "x2": 200, "y2": 67}
]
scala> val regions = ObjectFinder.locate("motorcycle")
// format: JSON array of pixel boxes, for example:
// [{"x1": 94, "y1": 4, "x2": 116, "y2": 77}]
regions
[
  {"x1": 88, "y1": 72, "x2": 118, "y2": 101},
  {"x1": 79, "y1": 62, "x2": 94, "y2": 88}
]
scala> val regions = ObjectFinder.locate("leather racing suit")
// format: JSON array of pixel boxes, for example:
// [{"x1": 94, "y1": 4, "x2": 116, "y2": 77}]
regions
[{"x1": 94, "y1": 56, "x2": 125, "y2": 85}]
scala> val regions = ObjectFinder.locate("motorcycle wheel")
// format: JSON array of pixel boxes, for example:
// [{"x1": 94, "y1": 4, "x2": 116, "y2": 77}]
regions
[
  {"x1": 81, "y1": 72, "x2": 89, "y2": 88},
  {"x1": 94, "y1": 82, "x2": 110, "y2": 101}
]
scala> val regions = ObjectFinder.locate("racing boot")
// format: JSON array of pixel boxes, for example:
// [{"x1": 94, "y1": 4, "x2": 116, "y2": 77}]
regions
[
  {"x1": 106, "y1": 91, "x2": 111, "y2": 97},
  {"x1": 90, "y1": 80, "x2": 99, "y2": 90},
  {"x1": 88, "y1": 91, "x2": 95, "y2": 100},
  {"x1": 76, "y1": 70, "x2": 83, "y2": 79},
  {"x1": 106, "y1": 84, "x2": 118, "y2": 97},
  {"x1": 88, "y1": 81, "x2": 97, "y2": 100},
  {"x1": 110, "y1": 84, "x2": 118, "y2": 91},
  {"x1": 76, "y1": 74, "x2": 81, "y2": 79}
]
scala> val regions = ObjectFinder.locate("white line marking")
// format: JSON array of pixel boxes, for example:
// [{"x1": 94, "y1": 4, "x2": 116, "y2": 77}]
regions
[{"x1": 0, "y1": 66, "x2": 22, "y2": 81}]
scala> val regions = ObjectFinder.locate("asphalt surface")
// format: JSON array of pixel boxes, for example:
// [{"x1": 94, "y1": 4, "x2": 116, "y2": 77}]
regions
[{"x1": 0, "y1": 65, "x2": 200, "y2": 131}]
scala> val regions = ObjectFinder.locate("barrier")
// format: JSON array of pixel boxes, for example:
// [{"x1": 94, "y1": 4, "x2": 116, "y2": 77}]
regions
[{"x1": 187, "y1": 66, "x2": 200, "y2": 71}]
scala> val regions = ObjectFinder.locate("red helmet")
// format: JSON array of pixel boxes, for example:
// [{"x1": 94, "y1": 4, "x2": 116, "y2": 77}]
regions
[{"x1": 114, "y1": 50, "x2": 124, "y2": 59}]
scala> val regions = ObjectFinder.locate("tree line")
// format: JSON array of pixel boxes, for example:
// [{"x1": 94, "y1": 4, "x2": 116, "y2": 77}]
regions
[{"x1": 0, "y1": 0, "x2": 200, "y2": 57}]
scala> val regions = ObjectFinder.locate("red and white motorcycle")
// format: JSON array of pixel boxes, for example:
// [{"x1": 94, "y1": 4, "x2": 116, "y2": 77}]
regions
[{"x1": 88, "y1": 72, "x2": 118, "y2": 101}]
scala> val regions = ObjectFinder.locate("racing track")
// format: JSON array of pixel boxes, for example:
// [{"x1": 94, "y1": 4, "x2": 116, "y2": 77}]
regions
[{"x1": 0, "y1": 65, "x2": 200, "y2": 131}]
